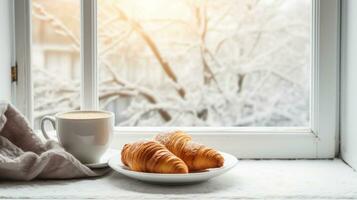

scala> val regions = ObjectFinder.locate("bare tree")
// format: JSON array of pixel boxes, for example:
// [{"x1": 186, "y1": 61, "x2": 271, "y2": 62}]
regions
[{"x1": 32, "y1": 0, "x2": 311, "y2": 127}]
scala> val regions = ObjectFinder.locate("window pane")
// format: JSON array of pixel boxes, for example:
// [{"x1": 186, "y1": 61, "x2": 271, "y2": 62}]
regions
[
  {"x1": 32, "y1": 0, "x2": 80, "y2": 128},
  {"x1": 98, "y1": 0, "x2": 311, "y2": 127}
]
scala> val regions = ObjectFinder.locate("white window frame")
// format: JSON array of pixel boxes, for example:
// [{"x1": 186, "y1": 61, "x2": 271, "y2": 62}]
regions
[{"x1": 12, "y1": 0, "x2": 340, "y2": 158}]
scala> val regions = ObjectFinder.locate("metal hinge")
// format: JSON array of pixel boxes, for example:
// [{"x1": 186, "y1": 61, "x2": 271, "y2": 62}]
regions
[{"x1": 11, "y1": 62, "x2": 18, "y2": 82}]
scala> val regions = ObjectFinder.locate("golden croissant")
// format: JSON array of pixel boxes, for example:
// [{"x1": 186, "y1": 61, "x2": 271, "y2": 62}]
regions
[
  {"x1": 154, "y1": 131, "x2": 224, "y2": 171},
  {"x1": 121, "y1": 140, "x2": 189, "y2": 173}
]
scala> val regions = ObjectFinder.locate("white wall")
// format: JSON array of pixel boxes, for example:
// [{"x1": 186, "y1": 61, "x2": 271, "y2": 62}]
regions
[
  {"x1": 341, "y1": 0, "x2": 357, "y2": 169},
  {"x1": 0, "y1": 0, "x2": 12, "y2": 101}
]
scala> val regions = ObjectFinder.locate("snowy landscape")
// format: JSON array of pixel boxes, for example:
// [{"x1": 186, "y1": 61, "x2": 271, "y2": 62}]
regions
[{"x1": 32, "y1": 0, "x2": 311, "y2": 127}]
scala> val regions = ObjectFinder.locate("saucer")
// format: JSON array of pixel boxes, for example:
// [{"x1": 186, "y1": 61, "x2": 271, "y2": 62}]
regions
[{"x1": 85, "y1": 149, "x2": 119, "y2": 169}]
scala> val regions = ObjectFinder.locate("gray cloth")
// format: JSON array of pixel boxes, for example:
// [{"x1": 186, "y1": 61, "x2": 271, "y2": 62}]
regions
[{"x1": 0, "y1": 102, "x2": 110, "y2": 180}]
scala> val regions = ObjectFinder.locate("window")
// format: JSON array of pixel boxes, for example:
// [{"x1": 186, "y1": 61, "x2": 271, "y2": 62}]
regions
[{"x1": 13, "y1": 0, "x2": 340, "y2": 158}]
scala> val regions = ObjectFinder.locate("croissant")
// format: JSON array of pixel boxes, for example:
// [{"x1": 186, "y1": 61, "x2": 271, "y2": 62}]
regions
[
  {"x1": 154, "y1": 131, "x2": 224, "y2": 171},
  {"x1": 121, "y1": 140, "x2": 188, "y2": 173}
]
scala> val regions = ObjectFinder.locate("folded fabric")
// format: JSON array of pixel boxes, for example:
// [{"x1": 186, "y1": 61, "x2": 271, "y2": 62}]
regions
[{"x1": 0, "y1": 101, "x2": 110, "y2": 180}]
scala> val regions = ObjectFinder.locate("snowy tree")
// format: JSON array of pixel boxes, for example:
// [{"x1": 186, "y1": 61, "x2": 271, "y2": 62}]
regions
[{"x1": 32, "y1": 0, "x2": 311, "y2": 127}]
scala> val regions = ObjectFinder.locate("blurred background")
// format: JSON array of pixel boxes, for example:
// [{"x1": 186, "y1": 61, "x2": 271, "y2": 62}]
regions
[{"x1": 31, "y1": 0, "x2": 311, "y2": 128}]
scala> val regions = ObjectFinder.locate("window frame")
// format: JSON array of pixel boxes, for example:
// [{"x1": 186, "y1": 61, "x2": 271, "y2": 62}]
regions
[{"x1": 12, "y1": 0, "x2": 340, "y2": 158}]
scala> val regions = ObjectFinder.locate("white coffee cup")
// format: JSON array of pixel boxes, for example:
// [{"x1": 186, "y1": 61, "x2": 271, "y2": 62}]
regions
[{"x1": 40, "y1": 110, "x2": 114, "y2": 164}]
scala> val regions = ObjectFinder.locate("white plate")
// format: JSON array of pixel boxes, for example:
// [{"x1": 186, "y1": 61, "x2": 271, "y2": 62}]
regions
[
  {"x1": 108, "y1": 152, "x2": 238, "y2": 184},
  {"x1": 85, "y1": 149, "x2": 119, "y2": 169}
]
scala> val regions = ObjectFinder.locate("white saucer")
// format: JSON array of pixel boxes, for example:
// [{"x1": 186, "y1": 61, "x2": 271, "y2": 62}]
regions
[
  {"x1": 108, "y1": 152, "x2": 238, "y2": 184},
  {"x1": 85, "y1": 149, "x2": 119, "y2": 169}
]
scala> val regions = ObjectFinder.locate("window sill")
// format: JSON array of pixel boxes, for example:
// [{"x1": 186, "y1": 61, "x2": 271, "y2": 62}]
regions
[
  {"x1": 41, "y1": 130, "x2": 322, "y2": 158},
  {"x1": 1, "y1": 159, "x2": 356, "y2": 199}
]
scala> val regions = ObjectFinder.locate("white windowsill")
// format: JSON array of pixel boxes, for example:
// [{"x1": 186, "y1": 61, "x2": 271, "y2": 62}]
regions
[
  {"x1": 41, "y1": 129, "x2": 323, "y2": 159},
  {"x1": 1, "y1": 159, "x2": 356, "y2": 199}
]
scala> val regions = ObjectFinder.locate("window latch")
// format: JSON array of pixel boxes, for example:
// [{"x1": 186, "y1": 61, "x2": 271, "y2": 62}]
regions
[{"x1": 11, "y1": 62, "x2": 18, "y2": 82}]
